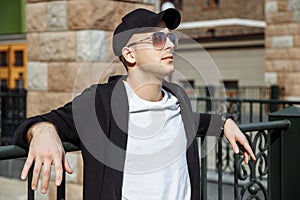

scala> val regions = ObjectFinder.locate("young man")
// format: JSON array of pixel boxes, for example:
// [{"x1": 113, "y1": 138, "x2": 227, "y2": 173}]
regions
[{"x1": 14, "y1": 8, "x2": 255, "y2": 200}]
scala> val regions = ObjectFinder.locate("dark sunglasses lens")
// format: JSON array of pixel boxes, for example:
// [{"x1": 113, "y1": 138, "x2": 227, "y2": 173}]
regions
[
  {"x1": 152, "y1": 32, "x2": 167, "y2": 49},
  {"x1": 169, "y1": 33, "x2": 178, "y2": 47}
]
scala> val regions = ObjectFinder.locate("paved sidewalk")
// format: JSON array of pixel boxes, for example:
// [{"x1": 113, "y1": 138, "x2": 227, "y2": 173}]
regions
[
  {"x1": 0, "y1": 176, "x2": 82, "y2": 200},
  {"x1": 0, "y1": 176, "x2": 46, "y2": 200},
  {"x1": 0, "y1": 176, "x2": 52, "y2": 200}
]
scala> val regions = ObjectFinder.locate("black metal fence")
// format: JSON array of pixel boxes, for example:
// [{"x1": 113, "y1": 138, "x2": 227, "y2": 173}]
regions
[
  {"x1": 191, "y1": 96, "x2": 300, "y2": 198},
  {"x1": 0, "y1": 89, "x2": 26, "y2": 145},
  {"x1": 199, "y1": 119, "x2": 290, "y2": 200},
  {"x1": 192, "y1": 85, "x2": 285, "y2": 100},
  {"x1": 190, "y1": 96, "x2": 300, "y2": 124}
]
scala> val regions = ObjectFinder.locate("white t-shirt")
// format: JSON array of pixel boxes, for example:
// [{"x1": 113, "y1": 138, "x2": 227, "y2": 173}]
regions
[{"x1": 121, "y1": 81, "x2": 191, "y2": 200}]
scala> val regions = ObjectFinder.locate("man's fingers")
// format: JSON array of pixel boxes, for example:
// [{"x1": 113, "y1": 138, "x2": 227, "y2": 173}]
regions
[
  {"x1": 243, "y1": 151, "x2": 249, "y2": 164},
  {"x1": 21, "y1": 155, "x2": 34, "y2": 180},
  {"x1": 240, "y1": 140, "x2": 256, "y2": 160},
  {"x1": 31, "y1": 160, "x2": 42, "y2": 190},
  {"x1": 228, "y1": 136, "x2": 256, "y2": 163},
  {"x1": 54, "y1": 157, "x2": 64, "y2": 186},
  {"x1": 64, "y1": 158, "x2": 73, "y2": 174},
  {"x1": 240, "y1": 141, "x2": 256, "y2": 161},
  {"x1": 41, "y1": 162, "x2": 52, "y2": 194},
  {"x1": 227, "y1": 137, "x2": 240, "y2": 154}
]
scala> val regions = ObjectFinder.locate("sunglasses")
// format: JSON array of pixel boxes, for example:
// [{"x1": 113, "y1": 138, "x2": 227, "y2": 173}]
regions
[{"x1": 127, "y1": 32, "x2": 178, "y2": 50}]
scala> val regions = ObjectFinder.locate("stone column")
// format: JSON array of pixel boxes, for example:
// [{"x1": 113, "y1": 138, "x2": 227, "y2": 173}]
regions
[
  {"x1": 265, "y1": 0, "x2": 300, "y2": 100},
  {"x1": 25, "y1": 0, "x2": 154, "y2": 198}
]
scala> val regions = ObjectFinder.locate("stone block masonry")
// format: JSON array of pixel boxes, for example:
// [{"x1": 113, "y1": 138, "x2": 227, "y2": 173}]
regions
[{"x1": 265, "y1": 0, "x2": 300, "y2": 100}]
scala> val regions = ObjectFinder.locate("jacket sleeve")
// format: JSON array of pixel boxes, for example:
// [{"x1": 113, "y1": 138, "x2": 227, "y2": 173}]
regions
[
  {"x1": 193, "y1": 112, "x2": 224, "y2": 137},
  {"x1": 12, "y1": 85, "x2": 98, "y2": 150}
]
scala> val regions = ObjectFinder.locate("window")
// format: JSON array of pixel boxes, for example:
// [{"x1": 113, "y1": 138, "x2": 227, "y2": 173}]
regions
[
  {"x1": 0, "y1": 44, "x2": 27, "y2": 89},
  {"x1": 14, "y1": 50, "x2": 24, "y2": 66},
  {"x1": 0, "y1": 79, "x2": 8, "y2": 91},
  {"x1": 203, "y1": 0, "x2": 219, "y2": 10},
  {"x1": 0, "y1": 51, "x2": 8, "y2": 66},
  {"x1": 223, "y1": 80, "x2": 238, "y2": 98}
]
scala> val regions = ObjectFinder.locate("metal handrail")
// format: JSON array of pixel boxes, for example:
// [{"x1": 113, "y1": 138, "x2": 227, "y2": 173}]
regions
[
  {"x1": 192, "y1": 96, "x2": 300, "y2": 105},
  {"x1": 0, "y1": 142, "x2": 80, "y2": 160},
  {"x1": 238, "y1": 119, "x2": 291, "y2": 132}
]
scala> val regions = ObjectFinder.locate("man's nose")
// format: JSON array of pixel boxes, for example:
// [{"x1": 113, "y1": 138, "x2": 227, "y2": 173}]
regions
[{"x1": 164, "y1": 37, "x2": 175, "y2": 50}]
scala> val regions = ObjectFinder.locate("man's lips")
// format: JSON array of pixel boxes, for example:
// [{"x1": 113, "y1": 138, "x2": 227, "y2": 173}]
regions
[{"x1": 161, "y1": 55, "x2": 174, "y2": 60}]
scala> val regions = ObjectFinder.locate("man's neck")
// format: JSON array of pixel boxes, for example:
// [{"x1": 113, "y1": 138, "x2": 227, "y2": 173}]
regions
[{"x1": 126, "y1": 75, "x2": 164, "y2": 102}]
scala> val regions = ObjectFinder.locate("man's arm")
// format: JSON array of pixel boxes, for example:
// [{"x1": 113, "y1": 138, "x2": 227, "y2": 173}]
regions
[
  {"x1": 21, "y1": 122, "x2": 73, "y2": 194},
  {"x1": 13, "y1": 85, "x2": 98, "y2": 194}
]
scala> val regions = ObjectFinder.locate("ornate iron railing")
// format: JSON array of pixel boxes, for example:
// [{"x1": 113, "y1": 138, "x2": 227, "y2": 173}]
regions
[
  {"x1": 199, "y1": 119, "x2": 291, "y2": 200},
  {"x1": 192, "y1": 97, "x2": 300, "y2": 178}
]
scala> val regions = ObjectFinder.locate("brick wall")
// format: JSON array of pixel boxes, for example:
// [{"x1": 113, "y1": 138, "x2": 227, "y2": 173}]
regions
[{"x1": 265, "y1": 0, "x2": 300, "y2": 100}]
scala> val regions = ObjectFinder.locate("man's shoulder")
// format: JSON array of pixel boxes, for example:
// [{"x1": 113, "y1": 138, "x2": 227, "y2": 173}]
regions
[
  {"x1": 90, "y1": 75, "x2": 125, "y2": 90},
  {"x1": 162, "y1": 80, "x2": 186, "y2": 96}
]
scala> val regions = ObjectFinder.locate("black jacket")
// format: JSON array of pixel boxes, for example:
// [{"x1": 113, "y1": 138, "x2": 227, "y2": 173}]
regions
[{"x1": 13, "y1": 76, "x2": 223, "y2": 200}]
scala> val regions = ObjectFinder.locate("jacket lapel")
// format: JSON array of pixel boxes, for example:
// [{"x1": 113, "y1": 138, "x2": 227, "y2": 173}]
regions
[{"x1": 109, "y1": 76, "x2": 129, "y2": 199}]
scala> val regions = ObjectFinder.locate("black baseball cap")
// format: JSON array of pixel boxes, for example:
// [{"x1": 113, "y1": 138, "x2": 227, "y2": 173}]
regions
[{"x1": 112, "y1": 8, "x2": 181, "y2": 57}]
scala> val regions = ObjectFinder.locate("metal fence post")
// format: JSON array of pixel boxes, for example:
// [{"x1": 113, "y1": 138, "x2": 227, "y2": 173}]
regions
[
  {"x1": 269, "y1": 106, "x2": 300, "y2": 200},
  {"x1": 269, "y1": 85, "x2": 280, "y2": 113}
]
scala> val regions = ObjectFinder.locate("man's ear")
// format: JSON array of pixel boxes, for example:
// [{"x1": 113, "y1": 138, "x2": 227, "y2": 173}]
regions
[{"x1": 122, "y1": 47, "x2": 135, "y2": 65}]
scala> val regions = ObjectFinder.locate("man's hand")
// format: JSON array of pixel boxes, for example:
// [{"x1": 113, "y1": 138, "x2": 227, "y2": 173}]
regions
[
  {"x1": 223, "y1": 119, "x2": 256, "y2": 164},
  {"x1": 21, "y1": 122, "x2": 73, "y2": 194}
]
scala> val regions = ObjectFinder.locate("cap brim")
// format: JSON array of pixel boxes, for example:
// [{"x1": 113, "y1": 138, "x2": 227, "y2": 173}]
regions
[{"x1": 141, "y1": 8, "x2": 181, "y2": 30}]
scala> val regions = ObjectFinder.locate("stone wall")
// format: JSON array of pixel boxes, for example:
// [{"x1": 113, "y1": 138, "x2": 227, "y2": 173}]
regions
[
  {"x1": 265, "y1": 0, "x2": 300, "y2": 100},
  {"x1": 25, "y1": 0, "x2": 154, "y2": 198}
]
